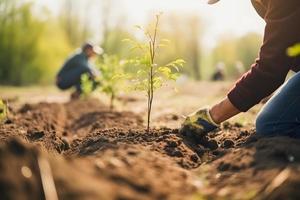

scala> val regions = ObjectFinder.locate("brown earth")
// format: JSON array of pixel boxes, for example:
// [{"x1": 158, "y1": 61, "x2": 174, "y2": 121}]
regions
[{"x1": 1, "y1": 98, "x2": 300, "y2": 200}]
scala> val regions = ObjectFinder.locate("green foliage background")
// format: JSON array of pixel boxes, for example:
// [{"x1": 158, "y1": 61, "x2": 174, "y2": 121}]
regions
[
  {"x1": 0, "y1": 0, "x2": 264, "y2": 86},
  {"x1": 209, "y1": 33, "x2": 262, "y2": 79},
  {"x1": 0, "y1": 0, "x2": 73, "y2": 85}
]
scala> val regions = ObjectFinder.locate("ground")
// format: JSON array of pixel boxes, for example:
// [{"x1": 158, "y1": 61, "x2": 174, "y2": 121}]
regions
[{"x1": 1, "y1": 81, "x2": 299, "y2": 200}]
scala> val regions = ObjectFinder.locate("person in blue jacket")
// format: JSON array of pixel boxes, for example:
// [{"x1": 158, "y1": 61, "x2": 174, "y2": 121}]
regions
[{"x1": 56, "y1": 43, "x2": 103, "y2": 99}]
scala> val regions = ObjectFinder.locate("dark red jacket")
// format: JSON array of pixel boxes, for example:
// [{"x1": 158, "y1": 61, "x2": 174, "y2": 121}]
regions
[{"x1": 227, "y1": 0, "x2": 300, "y2": 112}]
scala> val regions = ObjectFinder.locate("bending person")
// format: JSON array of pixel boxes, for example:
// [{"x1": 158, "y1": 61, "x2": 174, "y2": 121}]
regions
[{"x1": 181, "y1": 0, "x2": 300, "y2": 138}]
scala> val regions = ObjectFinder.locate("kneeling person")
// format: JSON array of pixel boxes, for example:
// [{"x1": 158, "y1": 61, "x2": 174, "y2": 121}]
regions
[{"x1": 56, "y1": 43, "x2": 103, "y2": 99}]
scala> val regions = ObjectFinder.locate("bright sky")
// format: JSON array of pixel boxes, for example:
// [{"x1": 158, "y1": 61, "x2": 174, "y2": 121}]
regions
[{"x1": 38, "y1": 0, "x2": 266, "y2": 48}]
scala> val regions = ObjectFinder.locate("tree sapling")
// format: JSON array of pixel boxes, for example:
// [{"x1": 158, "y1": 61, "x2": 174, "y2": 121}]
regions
[
  {"x1": 98, "y1": 54, "x2": 126, "y2": 110},
  {"x1": 81, "y1": 74, "x2": 94, "y2": 98},
  {"x1": 124, "y1": 13, "x2": 185, "y2": 132}
]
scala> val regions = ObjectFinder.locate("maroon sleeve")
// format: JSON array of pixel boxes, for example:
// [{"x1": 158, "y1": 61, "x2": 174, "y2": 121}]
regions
[{"x1": 227, "y1": 0, "x2": 300, "y2": 112}]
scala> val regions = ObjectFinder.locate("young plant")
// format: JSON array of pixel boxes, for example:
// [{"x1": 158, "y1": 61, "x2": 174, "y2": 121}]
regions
[
  {"x1": 0, "y1": 99, "x2": 8, "y2": 123},
  {"x1": 124, "y1": 14, "x2": 185, "y2": 132},
  {"x1": 98, "y1": 54, "x2": 126, "y2": 110},
  {"x1": 81, "y1": 73, "x2": 94, "y2": 98}
]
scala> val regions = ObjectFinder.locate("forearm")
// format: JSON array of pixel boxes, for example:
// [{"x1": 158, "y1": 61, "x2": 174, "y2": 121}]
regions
[{"x1": 209, "y1": 97, "x2": 240, "y2": 124}]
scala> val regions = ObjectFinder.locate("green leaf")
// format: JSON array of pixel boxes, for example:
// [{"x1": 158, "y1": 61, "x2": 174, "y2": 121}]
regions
[
  {"x1": 137, "y1": 70, "x2": 147, "y2": 76},
  {"x1": 139, "y1": 56, "x2": 151, "y2": 66},
  {"x1": 287, "y1": 43, "x2": 300, "y2": 57},
  {"x1": 158, "y1": 44, "x2": 167, "y2": 48},
  {"x1": 122, "y1": 38, "x2": 131, "y2": 43},
  {"x1": 166, "y1": 59, "x2": 185, "y2": 69},
  {"x1": 153, "y1": 77, "x2": 163, "y2": 89},
  {"x1": 80, "y1": 74, "x2": 93, "y2": 98},
  {"x1": 169, "y1": 73, "x2": 180, "y2": 80},
  {"x1": 157, "y1": 66, "x2": 172, "y2": 77},
  {"x1": 161, "y1": 39, "x2": 171, "y2": 43},
  {"x1": 0, "y1": 100, "x2": 7, "y2": 123}
]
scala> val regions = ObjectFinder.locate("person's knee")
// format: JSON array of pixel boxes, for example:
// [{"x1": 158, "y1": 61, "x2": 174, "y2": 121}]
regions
[
  {"x1": 56, "y1": 80, "x2": 69, "y2": 90},
  {"x1": 255, "y1": 112, "x2": 273, "y2": 135}
]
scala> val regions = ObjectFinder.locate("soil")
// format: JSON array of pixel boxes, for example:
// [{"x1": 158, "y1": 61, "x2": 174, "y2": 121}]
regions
[{"x1": 1, "y1": 98, "x2": 300, "y2": 200}]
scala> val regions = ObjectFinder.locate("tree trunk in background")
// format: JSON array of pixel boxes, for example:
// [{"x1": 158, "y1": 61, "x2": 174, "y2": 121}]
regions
[
  {"x1": 61, "y1": 0, "x2": 91, "y2": 47},
  {"x1": 189, "y1": 16, "x2": 201, "y2": 80},
  {"x1": 161, "y1": 14, "x2": 203, "y2": 80},
  {"x1": 191, "y1": 39, "x2": 201, "y2": 80}
]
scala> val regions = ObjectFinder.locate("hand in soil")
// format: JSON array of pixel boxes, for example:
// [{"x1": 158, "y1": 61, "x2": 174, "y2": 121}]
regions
[{"x1": 180, "y1": 108, "x2": 219, "y2": 139}]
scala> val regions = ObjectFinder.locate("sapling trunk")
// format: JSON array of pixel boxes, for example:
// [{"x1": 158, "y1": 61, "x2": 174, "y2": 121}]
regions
[
  {"x1": 110, "y1": 92, "x2": 115, "y2": 111},
  {"x1": 146, "y1": 15, "x2": 159, "y2": 133},
  {"x1": 98, "y1": 55, "x2": 125, "y2": 113}
]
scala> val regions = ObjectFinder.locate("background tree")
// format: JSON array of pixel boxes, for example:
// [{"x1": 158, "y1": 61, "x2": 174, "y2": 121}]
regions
[
  {"x1": 236, "y1": 33, "x2": 262, "y2": 70},
  {"x1": 159, "y1": 13, "x2": 203, "y2": 80},
  {"x1": 99, "y1": 0, "x2": 134, "y2": 58},
  {"x1": 0, "y1": 0, "x2": 45, "y2": 85},
  {"x1": 60, "y1": 0, "x2": 92, "y2": 47},
  {"x1": 211, "y1": 32, "x2": 262, "y2": 79},
  {"x1": 0, "y1": 0, "x2": 71, "y2": 85}
]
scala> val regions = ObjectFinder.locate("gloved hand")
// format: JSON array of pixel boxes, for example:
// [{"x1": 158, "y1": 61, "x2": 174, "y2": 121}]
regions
[{"x1": 180, "y1": 108, "x2": 220, "y2": 137}]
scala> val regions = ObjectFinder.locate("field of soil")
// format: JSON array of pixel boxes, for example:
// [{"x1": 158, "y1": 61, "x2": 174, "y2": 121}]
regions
[{"x1": 1, "y1": 83, "x2": 300, "y2": 200}]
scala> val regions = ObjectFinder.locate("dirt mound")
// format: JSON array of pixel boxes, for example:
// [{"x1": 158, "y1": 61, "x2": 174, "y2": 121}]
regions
[
  {"x1": 1, "y1": 102, "x2": 67, "y2": 152},
  {"x1": 2, "y1": 98, "x2": 300, "y2": 200},
  {"x1": 0, "y1": 138, "x2": 196, "y2": 200},
  {"x1": 196, "y1": 134, "x2": 300, "y2": 200},
  {"x1": 67, "y1": 128, "x2": 202, "y2": 169},
  {"x1": 0, "y1": 98, "x2": 143, "y2": 153},
  {"x1": 67, "y1": 125, "x2": 251, "y2": 170},
  {"x1": 67, "y1": 111, "x2": 144, "y2": 137}
]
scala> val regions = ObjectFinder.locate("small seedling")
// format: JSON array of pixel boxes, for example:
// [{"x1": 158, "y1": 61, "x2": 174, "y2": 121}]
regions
[
  {"x1": 98, "y1": 54, "x2": 126, "y2": 110},
  {"x1": 0, "y1": 99, "x2": 8, "y2": 123},
  {"x1": 80, "y1": 74, "x2": 94, "y2": 98},
  {"x1": 124, "y1": 13, "x2": 185, "y2": 132}
]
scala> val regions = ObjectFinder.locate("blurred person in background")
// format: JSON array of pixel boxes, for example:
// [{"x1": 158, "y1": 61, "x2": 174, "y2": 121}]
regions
[
  {"x1": 181, "y1": 0, "x2": 300, "y2": 138},
  {"x1": 56, "y1": 43, "x2": 103, "y2": 99},
  {"x1": 211, "y1": 62, "x2": 225, "y2": 81}
]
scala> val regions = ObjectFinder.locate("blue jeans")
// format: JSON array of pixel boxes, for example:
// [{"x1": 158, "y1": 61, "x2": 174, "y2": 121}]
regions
[
  {"x1": 256, "y1": 72, "x2": 300, "y2": 138},
  {"x1": 56, "y1": 67, "x2": 87, "y2": 92},
  {"x1": 56, "y1": 68, "x2": 98, "y2": 93}
]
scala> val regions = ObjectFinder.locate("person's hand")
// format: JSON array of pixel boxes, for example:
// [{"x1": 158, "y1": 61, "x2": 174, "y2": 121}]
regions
[{"x1": 180, "y1": 108, "x2": 220, "y2": 137}]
